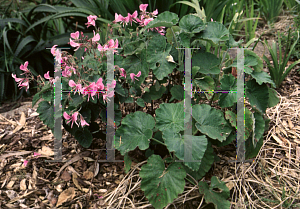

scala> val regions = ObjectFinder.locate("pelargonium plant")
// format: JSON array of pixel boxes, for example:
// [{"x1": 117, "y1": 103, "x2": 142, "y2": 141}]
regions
[{"x1": 12, "y1": 4, "x2": 280, "y2": 209}]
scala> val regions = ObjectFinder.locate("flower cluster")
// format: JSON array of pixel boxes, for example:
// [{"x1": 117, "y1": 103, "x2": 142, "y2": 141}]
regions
[
  {"x1": 113, "y1": 4, "x2": 165, "y2": 35},
  {"x1": 63, "y1": 111, "x2": 89, "y2": 128},
  {"x1": 11, "y1": 61, "x2": 33, "y2": 92}
]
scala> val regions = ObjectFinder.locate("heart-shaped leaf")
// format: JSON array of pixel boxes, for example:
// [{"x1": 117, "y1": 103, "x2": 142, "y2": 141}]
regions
[
  {"x1": 199, "y1": 22, "x2": 229, "y2": 44},
  {"x1": 179, "y1": 14, "x2": 205, "y2": 33},
  {"x1": 144, "y1": 11, "x2": 179, "y2": 30},
  {"x1": 115, "y1": 111, "x2": 155, "y2": 155},
  {"x1": 140, "y1": 155, "x2": 186, "y2": 209},
  {"x1": 155, "y1": 102, "x2": 184, "y2": 133},
  {"x1": 192, "y1": 104, "x2": 232, "y2": 142}
]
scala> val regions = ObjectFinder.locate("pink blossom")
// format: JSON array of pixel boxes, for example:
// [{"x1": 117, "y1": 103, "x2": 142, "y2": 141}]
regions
[
  {"x1": 69, "y1": 80, "x2": 82, "y2": 95},
  {"x1": 102, "y1": 90, "x2": 114, "y2": 103},
  {"x1": 70, "y1": 31, "x2": 79, "y2": 40},
  {"x1": 85, "y1": 15, "x2": 97, "y2": 28},
  {"x1": 119, "y1": 68, "x2": 126, "y2": 78},
  {"x1": 152, "y1": 9, "x2": 158, "y2": 16},
  {"x1": 139, "y1": 4, "x2": 148, "y2": 12},
  {"x1": 23, "y1": 160, "x2": 28, "y2": 167},
  {"x1": 107, "y1": 80, "x2": 116, "y2": 90},
  {"x1": 51, "y1": 45, "x2": 58, "y2": 56},
  {"x1": 20, "y1": 61, "x2": 30, "y2": 74},
  {"x1": 97, "y1": 44, "x2": 108, "y2": 52},
  {"x1": 124, "y1": 11, "x2": 138, "y2": 26},
  {"x1": 12, "y1": 73, "x2": 24, "y2": 83},
  {"x1": 92, "y1": 30, "x2": 100, "y2": 42},
  {"x1": 63, "y1": 112, "x2": 79, "y2": 128},
  {"x1": 19, "y1": 81, "x2": 29, "y2": 91},
  {"x1": 62, "y1": 68, "x2": 72, "y2": 77},
  {"x1": 114, "y1": 13, "x2": 124, "y2": 23},
  {"x1": 80, "y1": 115, "x2": 89, "y2": 127},
  {"x1": 130, "y1": 71, "x2": 141, "y2": 83},
  {"x1": 69, "y1": 39, "x2": 81, "y2": 51},
  {"x1": 34, "y1": 152, "x2": 41, "y2": 157},
  {"x1": 82, "y1": 82, "x2": 97, "y2": 102},
  {"x1": 44, "y1": 71, "x2": 50, "y2": 79},
  {"x1": 143, "y1": 18, "x2": 153, "y2": 26},
  {"x1": 55, "y1": 49, "x2": 62, "y2": 63}
]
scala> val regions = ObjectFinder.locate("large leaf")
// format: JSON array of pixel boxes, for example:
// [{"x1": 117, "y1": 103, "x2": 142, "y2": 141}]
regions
[
  {"x1": 169, "y1": 85, "x2": 184, "y2": 102},
  {"x1": 192, "y1": 52, "x2": 220, "y2": 74},
  {"x1": 155, "y1": 102, "x2": 184, "y2": 133},
  {"x1": 199, "y1": 21, "x2": 229, "y2": 44},
  {"x1": 193, "y1": 76, "x2": 215, "y2": 91},
  {"x1": 198, "y1": 176, "x2": 231, "y2": 209},
  {"x1": 74, "y1": 128, "x2": 93, "y2": 148},
  {"x1": 179, "y1": 14, "x2": 205, "y2": 33},
  {"x1": 162, "y1": 129, "x2": 207, "y2": 171},
  {"x1": 245, "y1": 79, "x2": 269, "y2": 114},
  {"x1": 218, "y1": 74, "x2": 237, "y2": 107},
  {"x1": 182, "y1": 140, "x2": 214, "y2": 181},
  {"x1": 250, "y1": 71, "x2": 276, "y2": 88},
  {"x1": 192, "y1": 104, "x2": 232, "y2": 142},
  {"x1": 268, "y1": 88, "x2": 279, "y2": 108},
  {"x1": 143, "y1": 11, "x2": 179, "y2": 30},
  {"x1": 252, "y1": 111, "x2": 265, "y2": 148},
  {"x1": 140, "y1": 155, "x2": 186, "y2": 209},
  {"x1": 37, "y1": 101, "x2": 54, "y2": 129},
  {"x1": 115, "y1": 111, "x2": 155, "y2": 155},
  {"x1": 147, "y1": 35, "x2": 176, "y2": 80}
]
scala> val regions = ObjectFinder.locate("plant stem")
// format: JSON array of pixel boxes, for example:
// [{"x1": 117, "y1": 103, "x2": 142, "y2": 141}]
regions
[
  {"x1": 151, "y1": 138, "x2": 165, "y2": 146},
  {"x1": 171, "y1": 27, "x2": 181, "y2": 66}
]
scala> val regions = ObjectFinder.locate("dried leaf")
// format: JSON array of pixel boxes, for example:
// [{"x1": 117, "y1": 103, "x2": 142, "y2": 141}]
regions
[
  {"x1": 61, "y1": 170, "x2": 71, "y2": 182},
  {"x1": 56, "y1": 187, "x2": 76, "y2": 207},
  {"x1": 38, "y1": 146, "x2": 54, "y2": 156},
  {"x1": 20, "y1": 179, "x2": 26, "y2": 191},
  {"x1": 83, "y1": 170, "x2": 93, "y2": 180}
]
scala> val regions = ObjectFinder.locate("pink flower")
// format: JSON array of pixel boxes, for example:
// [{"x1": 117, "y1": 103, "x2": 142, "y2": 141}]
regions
[
  {"x1": 69, "y1": 39, "x2": 81, "y2": 51},
  {"x1": 69, "y1": 80, "x2": 82, "y2": 95},
  {"x1": 92, "y1": 30, "x2": 100, "y2": 42},
  {"x1": 119, "y1": 68, "x2": 126, "y2": 78},
  {"x1": 12, "y1": 73, "x2": 24, "y2": 83},
  {"x1": 23, "y1": 160, "x2": 28, "y2": 167},
  {"x1": 143, "y1": 18, "x2": 153, "y2": 26},
  {"x1": 62, "y1": 68, "x2": 72, "y2": 77},
  {"x1": 20, "y1": 61, "x2": 30, "y2": 74},
  {"x1": 211, "y1": 18, "x2": 213, "y2": 22},
  {"x1": 19, "y1": 81, "x2": 29, "y2": 91},
  {"x1": 44, "y1": 71, "x2": 50, "y2": 79},
  {"x1": 152, "y1": 9, "x2": 158, "y2": 16},
  {"x1": 80, "y1": 115, "x2": 89, "y2": 127},
  {"x1": 96, "y1": 77, "x2": 104, "y2": 90},
  {"x1": 34, "y1": 152, "x2": 41, "y2": 157},
  {"x1": 130, "y1": 71, "x2": 141, "y2": 83},
  {"x1": 114, "y1": 13, "x2": 124, "y2": 23},
  {"x1": 70, "y1": 31, "x2": 79, "y2": 40},
  {"x1": 102, "y1": 90, "x2": 114, "y2": 103},
  {"x1": 55, "y1": 50, "x2": 62, "y2": 63},
  {"x1": 97, "y1": 44, "x2": 109, "y2": 52},
  {"x1": 51, "y1": 45, "x2": 58, "y2": 56},
  {"x1": 107, "y1": 80, "x2": 116, "y2": 90},
  {"x1": 63, "y1": 112, "x2": 79, "y2": 128},
  {"x1": 82, "y1": 82, "x2": 97, "y2": 102},
  {"x1": 107, "y1": 39, "x2": 115, "y2": 48},
  {"x1": 139, "y1": 4, "x2": 148, "y2": 12},
  {"x1": 85, "y1": 15, "x2": 97, "y2": 28},
  {"x1": 124, "y1": 11, "x2": 138, "y2": 26}
]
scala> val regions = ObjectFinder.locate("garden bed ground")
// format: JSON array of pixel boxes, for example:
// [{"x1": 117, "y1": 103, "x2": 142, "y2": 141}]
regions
[{"x1": 0, "y1": 14, "x2": 300, "y2": 209}]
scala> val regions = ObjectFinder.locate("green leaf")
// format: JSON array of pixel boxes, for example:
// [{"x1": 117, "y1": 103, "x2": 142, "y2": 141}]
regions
[
  {"x1": 123, "y1": 49, "x2": 148, "y2": 86},
  {"x1": 178, "y1": 32, "x2": 191, "y2": 48},
  {"x1": 170, "y1": 85, "x2": 184, "y2": 101},
  {"x1": 199, "y1": 22, "x2": 229, "y2": 44},
  {"x1": 37, "y1": 101, "x2": 54, "y2": 129},
  {"x1": 218, "y1": 74, "x2": 237, "y2": 108},
  {"x1": 253, "y1": 111, "x2": 265, "y2": 148},
  {"x1": 245, "y1": 133, "x2": 264, "y2": 159},
  {"x1": 143, "y1": 85, "x2": 166, "y2": 101},
  {"x1": 211, "y1": 131, "x2": 236, "y2": 147},
  {"x1": 136, "y1": 98, "x2": 145, "y2": 107},
  {"x1": 74, "y1": 128, "x2": 93, "y2": 148},
  {"x1": 182, "y1": 140, "x2": 214, "y2": 181},
  {"x1": 192, "y1": 104, "x2": 232, "y2": 142},
  {"x1": 193, "y1": 76, "x2": 215, "y2": 90},
  {"x1": 250, "y1": 71, "x2": 276, "y2": 88},
  {"x1": 139, "y1": 155, "x2": 186, "y2": 209},
  {"x1": 192, "y1": 52, "x2": 220, "y2": 74},
  {"x1": 198, "y1": 176, "x2": 231, "y2": 209},
  {"x1": 42, "y1": 90, "x2": 54, "y2": 102},
  {"x1": 32, "y1": 93, "x2": 41, "y2": 108},
  {"x1": 155, "y1": 103, "x2": 184, "y2": 133},
  {"x1": 162, "y1": 129, "x2": 208, "y2": 171},
  {"x1": 123, "y1": 39, "x2": 146, "y2": 56},
  {"x1": 143, "y1": 11, "x2": 179, "y2": 30},
  {"x1": 245, "y1": 79, "x2": 269, "y2": 113},
  {"x1": 225, "y1": 110, "x2": 237, "y2": 128},
  {"x1": 147, "y1": 35, "x2": 176, "y2": 80},
  {"x1": 115, "y1": 111, "x2": 155, "y2": 155},
  {"x1": 179, "y1": 14, "x2": 205, "y2": 33},
  {"x1": 268, "y1": 88, "x2": 279, "y2": 108},
  {"x1": 69, "y1": 93, "x2": 84, "y2": 107}
]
